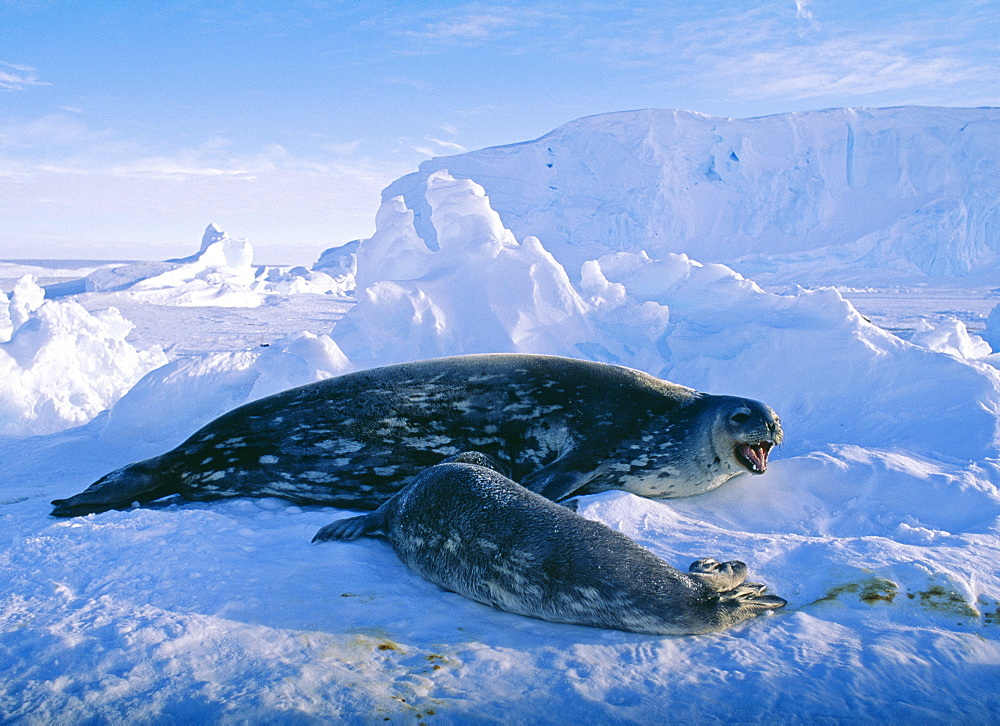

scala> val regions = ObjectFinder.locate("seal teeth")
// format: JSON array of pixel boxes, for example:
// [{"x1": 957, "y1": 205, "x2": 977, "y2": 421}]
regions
[{"x1": 738, "y1": 442, "x2": 771, "y2": 473}]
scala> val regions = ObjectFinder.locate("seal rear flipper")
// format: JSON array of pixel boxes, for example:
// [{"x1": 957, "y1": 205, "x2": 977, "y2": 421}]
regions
[
  {"x1": 312, "y1": 508, "x2": 388, "y2": 543},
  {"x1": 50, "y1": 457, "x2": 176, "y2": 517}
]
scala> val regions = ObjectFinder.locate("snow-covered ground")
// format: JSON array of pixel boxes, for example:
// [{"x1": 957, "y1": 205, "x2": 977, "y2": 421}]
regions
[{"x1": 2, "y1": 107, "x2": 1000, "y2": 723}]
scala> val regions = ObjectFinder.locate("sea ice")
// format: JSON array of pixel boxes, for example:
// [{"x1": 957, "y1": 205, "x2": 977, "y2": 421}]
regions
[{"x1": 2, "y1": 106, "x2": 1000, "y2": 723}]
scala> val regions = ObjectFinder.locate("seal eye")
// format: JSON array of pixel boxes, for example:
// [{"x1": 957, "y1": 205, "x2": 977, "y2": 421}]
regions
[{"x1": 730, "y1": 412, "x2": 750, "y2": 425}]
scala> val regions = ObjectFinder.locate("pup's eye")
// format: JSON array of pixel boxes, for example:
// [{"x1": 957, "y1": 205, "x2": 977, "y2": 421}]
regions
[{"x1": 730, "y1": 412, "x2": 749, "y2": 424}]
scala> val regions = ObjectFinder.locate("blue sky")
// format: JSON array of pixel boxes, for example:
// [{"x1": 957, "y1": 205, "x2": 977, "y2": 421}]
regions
[{"x1": 2, "y1": 0, "x2": 997, "y2": 263}]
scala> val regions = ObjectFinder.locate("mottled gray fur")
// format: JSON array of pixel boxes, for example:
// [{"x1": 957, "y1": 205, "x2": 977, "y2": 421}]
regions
[
  {"x1": 313, "y1": 453, "x2": 786, "y2": 635},
  {"x1": 51, "y1": 354, "x2": 781, "y2": 517}
]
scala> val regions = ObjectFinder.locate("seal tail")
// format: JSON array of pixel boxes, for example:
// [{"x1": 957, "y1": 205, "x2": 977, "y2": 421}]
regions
[{"x1": 50, "y1": 455, "x2": 179, "y2": 517}]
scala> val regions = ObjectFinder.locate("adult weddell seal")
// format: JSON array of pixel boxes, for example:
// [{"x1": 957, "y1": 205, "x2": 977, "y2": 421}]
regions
[
  {"x1": 314, "y1": 453, "x2": 787, "y2": 635},
  {"x1": 51, "y1": 353, "x2": 782, "y2": 517}
]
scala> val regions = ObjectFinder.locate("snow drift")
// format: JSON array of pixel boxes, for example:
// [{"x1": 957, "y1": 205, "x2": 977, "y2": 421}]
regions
[
  {"x1": 98, "y1": 331, "x2": 351, "y2": 448},
  {"x1": 0, "y1": 276, "x2": 167, "y2": 436}
]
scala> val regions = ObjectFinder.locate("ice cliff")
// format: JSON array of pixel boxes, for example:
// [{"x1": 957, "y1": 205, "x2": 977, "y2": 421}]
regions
[{"x1": 383, "y1": 107, "x2": 1000, "y2": 284}]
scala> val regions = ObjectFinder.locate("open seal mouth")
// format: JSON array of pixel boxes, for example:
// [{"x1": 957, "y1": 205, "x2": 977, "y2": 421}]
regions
[{"x1": 736, "y1": 441, "x2": 773, "y2": 474}]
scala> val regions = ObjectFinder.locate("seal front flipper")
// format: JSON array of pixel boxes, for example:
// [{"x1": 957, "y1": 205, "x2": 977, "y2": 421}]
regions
[
  {"x1": 312, "y1": 507, "x2": 389, "y2": 543},
  {"x1": 51, "y1": 456, "x2": 176, "y2": 517},
  {"x1": 522, "y1": 461, "x2": 591, "y2": 502},
  {"x1": 717, "y1": 583, "x2": 787, "y2": 611},
  {"x1": 687, "y1": 558, "x2": 748, "y2": 592}
]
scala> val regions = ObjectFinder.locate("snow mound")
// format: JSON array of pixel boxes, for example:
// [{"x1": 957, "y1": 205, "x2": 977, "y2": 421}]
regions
[
  {"x1": 334, "y1": 172, "x2": 610, "y2": 366},
  {"x1": 312, "y1": 239, "x2": 359, "y2": 293},
  {"x1": 592, "y1": 251, "x2": 1000, "y2": 459},
  {"x1": 910, "y1": 317, "x2": 992, "y2": 359},
  {"x1": 385, "y1": 107, "x2": 1000, "y2": 284},
  {"x1": 0, "y1": 276, "x2": 167, "y2": 437},
  {"x1": 250, "y1": 265, "x2": 353, "y2": 296},
  {"x1": 98, "y1": 332, "x2": 351, "y2": 446},
  {"x1": 1, "y1": 273, "x2": 46, "y2": 341}
]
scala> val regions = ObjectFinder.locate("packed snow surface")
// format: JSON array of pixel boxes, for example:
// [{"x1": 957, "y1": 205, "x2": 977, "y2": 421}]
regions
[{"x1": 2, "y1": 107, "x2": 1000, "y2": 723}]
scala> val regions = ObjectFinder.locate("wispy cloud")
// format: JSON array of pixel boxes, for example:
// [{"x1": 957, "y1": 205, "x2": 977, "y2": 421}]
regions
[
  {"x1": 0, "y1": 61, "x2": 49, "y2": 91},
  {"x1": 403, "y1": 11, "x2": 519, "y2": 41},
  {"x1": 729, "y1": 41, "x2": 982, "y2": 99},
  {"x1": 0, "y1": 112, "x2": 102, "y2": 148},
  {"x1": 405, "y1": 135, "x2": 468, "y2": 158},
  {"x1": 0, "y1": 112, "x2": 406, "y2": 184},
  {"x1": 388, "y1": 2, "x2": 559, "y2": 51},
  {"x1": 690, "y1": 2, "x2": 997, "y2": 106},
  {"x1": 564, "y1": 1, "x2": 998, "y2": 109},
  {"x1": 385, "y1": 77, "x2": 432, "y2": 90},
  {"x1": 427, "y1": 137, "x2": 465, "y2": 152}
]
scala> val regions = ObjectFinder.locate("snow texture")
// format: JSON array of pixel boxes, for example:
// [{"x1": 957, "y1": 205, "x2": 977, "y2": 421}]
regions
[{"x1": 2, "y1": 107, "x2": 1000, "y2": 723}]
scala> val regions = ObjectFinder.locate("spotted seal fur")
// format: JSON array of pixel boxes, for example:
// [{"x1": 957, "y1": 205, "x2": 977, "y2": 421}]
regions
[
  {"x1": 51, "y1": 354, "x2": 782, "y2": 517},
  {"x1": 313, "y1": 452, "x2": 787, "y2": 635}
]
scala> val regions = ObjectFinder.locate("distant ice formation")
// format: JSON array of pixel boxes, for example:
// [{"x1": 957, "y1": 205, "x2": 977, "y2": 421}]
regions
[
  {"x1": 910, "y1": 318, "x2": 992, "y2": 359},
  {"x1": 313, "y1": 239, "x2": 360, "y2": 287},
  {"x1": 85, "y1": 224, "x2": 354, "y2": 306},
  {"x1": 384, "y1": 107, "x2": 1000, "y2": 284}
]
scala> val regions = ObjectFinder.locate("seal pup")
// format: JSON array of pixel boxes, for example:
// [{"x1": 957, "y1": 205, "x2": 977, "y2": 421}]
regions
[
  {"x1": 313, "y1": 453, "x2": 787, "y2": 635},
  {"x1": 51, "y1": 353, "x2": 782, "y2": 517}
]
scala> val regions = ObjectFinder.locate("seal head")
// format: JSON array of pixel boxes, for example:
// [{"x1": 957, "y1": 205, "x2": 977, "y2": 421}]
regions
[{"x1": 710, "y1": 395, "x2": 782, "y2": 475}]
